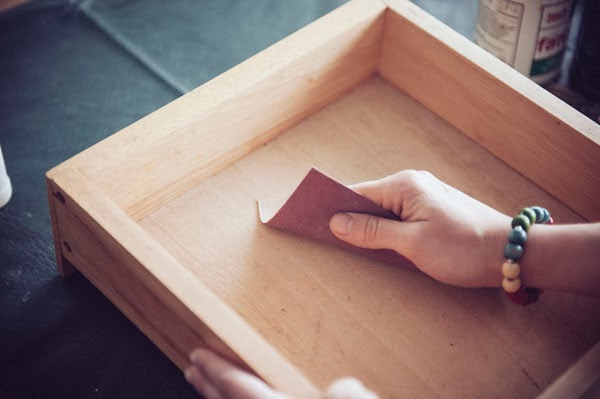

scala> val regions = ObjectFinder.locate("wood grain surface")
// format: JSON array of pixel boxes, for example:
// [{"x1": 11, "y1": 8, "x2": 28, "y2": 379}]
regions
[
  {"x1": 139, "y1": 77, "x2": 600, "y2": 398},
  {"x1": 47, "y1": 168, "x2": 320, "y2": 398}
]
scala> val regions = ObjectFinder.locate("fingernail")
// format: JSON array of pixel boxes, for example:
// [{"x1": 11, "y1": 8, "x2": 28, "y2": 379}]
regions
[
  {"x1": 330, "y1": 213, "x2": 353, "y2": 236},
  {"x1": 184, "y1": 367, "x2": 194, "y2": 383},
  {"x1": 189, "y1": 348, "x2": 207, "y2": 364}
]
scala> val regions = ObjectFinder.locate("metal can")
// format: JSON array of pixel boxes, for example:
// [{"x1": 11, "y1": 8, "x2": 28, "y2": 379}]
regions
[{"x1": 474, "y1": 0, "x2": 574, "y2": 85}]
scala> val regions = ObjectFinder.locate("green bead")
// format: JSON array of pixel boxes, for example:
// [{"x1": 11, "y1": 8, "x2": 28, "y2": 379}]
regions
[
  {"x1": 504, "y1": 243, "x2": 524, "y2": 260},
  {"x1": 520, "y1": 207, "x2": 536, "y2": 224},
  {"x1": 508, "y1": 226, "x2": 527, "y2": 245},
  {"x1": 511, "y1": 214, "x2": 531, "y2": 231}
]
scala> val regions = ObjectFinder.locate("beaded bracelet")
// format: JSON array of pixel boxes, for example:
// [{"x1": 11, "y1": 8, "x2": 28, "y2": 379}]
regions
[{"x1": 502, "y1": 206, "x2": 553, "y2": 305}]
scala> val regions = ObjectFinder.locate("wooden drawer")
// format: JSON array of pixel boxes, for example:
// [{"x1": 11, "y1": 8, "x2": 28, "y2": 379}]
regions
[{"x1": 46, "y1": 0, "x2": 600, "y2": 397}]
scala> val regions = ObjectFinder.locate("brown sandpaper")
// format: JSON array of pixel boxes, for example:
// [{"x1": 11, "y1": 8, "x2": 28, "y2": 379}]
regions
[{"x1": 259, "y1": 168, "x2": 415, "y2": 269}]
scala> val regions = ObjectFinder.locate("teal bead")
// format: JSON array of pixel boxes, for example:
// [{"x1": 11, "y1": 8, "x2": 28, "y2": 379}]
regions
[
  {"x1": 511, "y1": 214, "x2": 531, "y2": 231},
  {"x1": 531, "y1": 206, "x2": 544, "y2": 222},
  {"x1": 504, "y1": 243, "x2": 524, "y2": 260},
  {"x1": 508, "y1": 226, "x2": 527, "y2": 245},
  {"x1": 540, "y1": 208, "x2": 550, "y2": 223},
  {"x1": 520, "y1": 207, "x2": 536, "y2": 224}
]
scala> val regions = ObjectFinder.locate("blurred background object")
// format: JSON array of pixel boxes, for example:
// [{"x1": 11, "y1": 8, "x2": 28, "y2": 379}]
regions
[
  {"x1": 474, "y1": 0, "x2": 574, "y2": 86},
  {"x1": 0, "y1": 144, "x2": 12, "y2": 208},
  {"x1": 570, "y1": 0, "x2": 600, "y2": 101},
  {"x1": 469, "y1": 0, "x2": 600, "y2": 123}
]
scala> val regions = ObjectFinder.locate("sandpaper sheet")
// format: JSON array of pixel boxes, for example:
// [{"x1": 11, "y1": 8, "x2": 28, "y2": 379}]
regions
[{"x1": 259, "y1": 168, "x2": 415, "y2": 268}]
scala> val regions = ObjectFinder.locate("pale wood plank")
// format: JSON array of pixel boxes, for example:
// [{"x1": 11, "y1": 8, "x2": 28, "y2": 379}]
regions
[
  {"x1": 57, "y1": 0, "x2": 386, "y2": 221},
  {"x1": 46, "y1": 167, "x2": 320, "y2": 398},
  {"x1": 379, "y1": 0, "x2": 600, "y2": 221},
  {"x1": 140, "y1": 77, "x2": 600, "y2": 398}
]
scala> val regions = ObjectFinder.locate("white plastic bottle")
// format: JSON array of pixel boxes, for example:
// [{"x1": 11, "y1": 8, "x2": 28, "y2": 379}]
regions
[
  {"x1": 474, "y1": 0, "x2": 574, "y2": 85},
  {"x1": 0, "y1": 144, "x2": 12, "y2": 208}
]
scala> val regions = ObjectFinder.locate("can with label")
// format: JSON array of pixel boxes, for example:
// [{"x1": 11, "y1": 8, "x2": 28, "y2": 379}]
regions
[{"x1": 474, "y1": 0, "x2": 574, "y2": 85}]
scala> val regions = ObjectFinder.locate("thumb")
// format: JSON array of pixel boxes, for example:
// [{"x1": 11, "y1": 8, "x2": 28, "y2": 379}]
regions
[{"x1": 330, "y1": 212, "x2": 413, "y2": 253}]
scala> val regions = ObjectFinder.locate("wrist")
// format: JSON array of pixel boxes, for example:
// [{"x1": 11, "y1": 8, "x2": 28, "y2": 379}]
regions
[
  {"x1": 484, "y1": 220, "x2": 510, "y2": 288},
  {"x1": 517, "y1": 224, "x2": 545, "y2": 288}
]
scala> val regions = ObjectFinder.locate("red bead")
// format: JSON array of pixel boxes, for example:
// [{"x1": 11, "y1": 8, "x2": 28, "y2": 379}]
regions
[
  {"x1": 506, "y1": 287, "x2": 529, "y2": 305},
  {"x1": 506, "y1": 286, "x2": 541, "y2": 305}
]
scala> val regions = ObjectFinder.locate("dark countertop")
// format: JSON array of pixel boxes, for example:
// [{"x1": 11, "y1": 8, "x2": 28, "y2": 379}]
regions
[{"x1": 0, "y1": 1, "x2": 597, "y2": 398}]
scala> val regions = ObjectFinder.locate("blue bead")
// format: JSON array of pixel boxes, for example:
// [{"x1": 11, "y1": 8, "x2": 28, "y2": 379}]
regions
[
  {"x1": 508, "y1": 227, "x2": 527, "y2": 245},
  {"x1": 541, "y1": 208, "x2": 550, "y2": 223},
  {"x1": 504, "y1": 243, "x2": 524, "y2": 260},
  {"x1": 531, "y1": 206, "x2": 544, "y2": 222}
]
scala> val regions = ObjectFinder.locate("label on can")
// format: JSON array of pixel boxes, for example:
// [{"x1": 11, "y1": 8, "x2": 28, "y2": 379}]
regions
[{"x1": 474, "y1": 0, "x2": 573, "y2": 85}]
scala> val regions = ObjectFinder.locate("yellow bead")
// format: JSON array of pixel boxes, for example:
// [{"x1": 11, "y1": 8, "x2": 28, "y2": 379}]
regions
[
  {"x1": 502, "y1": 277, "x2": 521, "y2": 293},
  {"x1": 502, "y1": 260, "x2": 520, "y2": 279}
]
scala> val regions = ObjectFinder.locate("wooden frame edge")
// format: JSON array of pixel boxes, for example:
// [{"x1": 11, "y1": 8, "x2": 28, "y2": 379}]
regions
[
  {"x1": 47, "y1": 166, "x2": 320, "y2": 398},
  {"x1": 539, "y1": 340, "x2": 600, "y2": 399},
  {"x1": 63, "y1": 0, "x2": 386, "y2": 222}
]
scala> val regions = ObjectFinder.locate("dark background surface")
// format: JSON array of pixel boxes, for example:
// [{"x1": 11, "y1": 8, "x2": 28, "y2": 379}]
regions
[{"x1": 0, "y1": 1, "x2": 596, "y2": 398}]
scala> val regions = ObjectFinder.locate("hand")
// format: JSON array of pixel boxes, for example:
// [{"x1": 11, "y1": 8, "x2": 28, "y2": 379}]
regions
[
  {"x1": 185, "y1": 349, "x2": 379, "y2": 399},
  {"x1": 330, "y1": 170, "x2": 510, "y2": 287}
]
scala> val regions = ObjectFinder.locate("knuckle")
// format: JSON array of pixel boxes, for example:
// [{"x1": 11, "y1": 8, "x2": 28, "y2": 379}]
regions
[
  {"x1": 363, "y1": 216, "x2": 381, "y2": 243},
  {"x1": 395, "y1": 169, "x2": 420, "y2": 182},
  {"x1": 397, "y1": 169, "x2": 435, "y2": 186},
  {"x1": 393, "y1": 170, "x2": 442, "y2": 202},
  {"x1": 417, "y1": 170, "x2": 435, "y2": 180},
  {"x1": 332, "y1": 376, "x2": 362, "y2": 388},
  {"x1": 326, "y1": 377, "x2": 367, "y2": 399},
  {"x1": 394, "y1": 170, "x2": 424, "y2": 192}
]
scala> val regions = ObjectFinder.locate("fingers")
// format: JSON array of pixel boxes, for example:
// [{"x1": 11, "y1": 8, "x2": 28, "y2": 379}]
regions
[
  {"x1": 330, "y1": 212, "x2": 417, "y2": 254},
  {"x1": 185, "y1": 365, "x2": 225, "y2": 399},
  {"x1": 349, "y1": 180, "x2": 387, "y2": 206},
  {"x1": 185, "y1": 350, "x2": 379, "y2": 399},
  {"x1": 186, "y1": 349, "x2": 288, "y2": 399},
  {"x1": 349, "y1": 170, "x2": 435, "y2": 217},
  {"x1": 325, "y1": 377, "x2": 379, "y2": 399}
]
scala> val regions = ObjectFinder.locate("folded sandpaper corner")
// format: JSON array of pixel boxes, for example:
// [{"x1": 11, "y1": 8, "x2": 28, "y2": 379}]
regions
[{"x1": 258, "y1": 168, "x2": 414, "y2": 269}]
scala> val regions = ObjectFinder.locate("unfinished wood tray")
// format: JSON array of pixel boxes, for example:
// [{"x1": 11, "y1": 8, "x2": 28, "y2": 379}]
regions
[{"x1": 46, "y1": 0, "x2": 600, "y2": 397}]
